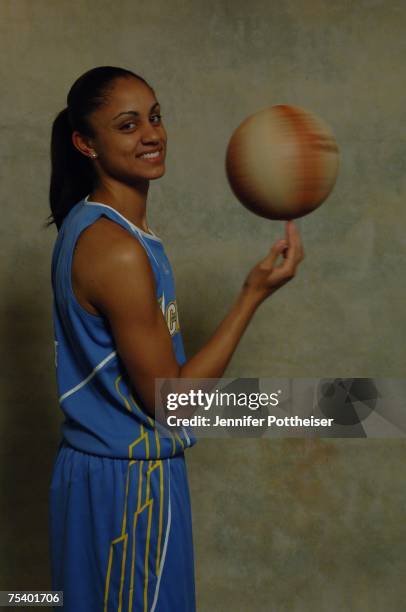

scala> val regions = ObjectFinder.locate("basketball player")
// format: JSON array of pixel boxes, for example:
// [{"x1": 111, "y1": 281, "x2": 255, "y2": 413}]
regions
[{"x1": 47, "y1": 66, "x2": 304, "y2": 611}]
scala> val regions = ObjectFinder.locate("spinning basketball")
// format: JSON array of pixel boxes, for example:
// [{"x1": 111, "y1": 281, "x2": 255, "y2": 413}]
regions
[{"x1": 225, "y1": 104, "x2": 339, "y2": 220}]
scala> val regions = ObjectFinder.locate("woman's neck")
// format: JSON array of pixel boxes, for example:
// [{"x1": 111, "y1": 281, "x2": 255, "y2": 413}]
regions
[{"x1": 89, "y1": 180, "x2": 150, "y2": 232}]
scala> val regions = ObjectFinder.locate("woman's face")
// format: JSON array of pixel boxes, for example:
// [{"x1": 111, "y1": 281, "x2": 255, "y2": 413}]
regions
[{"x1": 84, "y1": 76, "x2": 167, "y2": 185}]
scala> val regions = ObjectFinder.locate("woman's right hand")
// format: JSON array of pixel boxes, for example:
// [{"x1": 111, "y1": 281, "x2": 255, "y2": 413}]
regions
[{"x1": 242, "y1": 220, "x2": 304, "y2": 306}]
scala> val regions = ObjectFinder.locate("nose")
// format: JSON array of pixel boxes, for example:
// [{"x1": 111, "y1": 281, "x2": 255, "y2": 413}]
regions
[{"x1": 140, "y1": 122, "x2": 161, "y2": 144}]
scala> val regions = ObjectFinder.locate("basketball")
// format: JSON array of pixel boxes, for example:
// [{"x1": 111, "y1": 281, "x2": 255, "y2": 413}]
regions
[{"x1": 225, "y1": 104, "x2": 339, "y2": 220}]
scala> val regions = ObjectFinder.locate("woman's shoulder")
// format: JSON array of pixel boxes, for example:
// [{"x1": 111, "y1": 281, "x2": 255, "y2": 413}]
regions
[
  {"x1": 75, "y1": 216, "x2": 147, "y2": 267},
  {"x1": 72, "y1": 216, "x2": 152, "y2": 317}
]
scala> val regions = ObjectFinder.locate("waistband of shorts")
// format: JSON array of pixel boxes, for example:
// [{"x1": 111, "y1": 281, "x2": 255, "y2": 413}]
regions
[{"x1": 57, "y1": 437, "x2": 186, "y2": 462}]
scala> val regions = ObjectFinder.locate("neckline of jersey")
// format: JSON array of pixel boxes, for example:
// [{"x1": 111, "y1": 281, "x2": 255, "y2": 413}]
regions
[{"x1": 84, "y1": 195, "x2": 162, "y2": 242}]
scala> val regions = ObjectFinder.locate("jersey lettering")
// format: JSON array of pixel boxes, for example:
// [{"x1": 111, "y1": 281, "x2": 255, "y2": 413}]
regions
[{"x1": 158, "y1": 296, "x2": 180, "y2": 336}]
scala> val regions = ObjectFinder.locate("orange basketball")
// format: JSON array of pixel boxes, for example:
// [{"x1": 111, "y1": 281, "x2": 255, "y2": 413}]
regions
[{"x1": 225, "y1": 104, "x2": 339, "y2": 220}]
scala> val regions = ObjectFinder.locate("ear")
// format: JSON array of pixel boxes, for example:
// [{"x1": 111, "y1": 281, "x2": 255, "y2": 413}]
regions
[{"x1": 72, "y1": 130, "x2": 97, "y2": 159}]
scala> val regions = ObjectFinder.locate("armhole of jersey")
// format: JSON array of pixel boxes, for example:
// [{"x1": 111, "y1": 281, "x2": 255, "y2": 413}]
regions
[
  {"x1": 68, "y1": 211, "x2": 161, "y2": 321},
  {"x1": 68, "y1": 215, "x2": 106, "y2": 321}
]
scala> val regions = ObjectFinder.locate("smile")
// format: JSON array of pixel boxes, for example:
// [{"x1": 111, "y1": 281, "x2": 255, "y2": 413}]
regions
[
  {"x1": 138, "y1": 149, "x2": 163, "y2": 162},
  {"x1": 141, "y1": 151, "x2": 160, "y2": 158}
]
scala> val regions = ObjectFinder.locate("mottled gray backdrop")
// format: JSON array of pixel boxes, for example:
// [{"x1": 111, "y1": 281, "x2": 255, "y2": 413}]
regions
[{"x1": 0, "y1": 1, "x2": 405, "y2": 610}]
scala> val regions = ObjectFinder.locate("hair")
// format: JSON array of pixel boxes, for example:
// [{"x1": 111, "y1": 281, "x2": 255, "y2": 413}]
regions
[{"x1": 44, "y1": 66, "x2": 151, "y2": 230}]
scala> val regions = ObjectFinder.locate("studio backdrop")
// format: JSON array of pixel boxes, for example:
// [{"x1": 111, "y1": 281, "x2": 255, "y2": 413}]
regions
[{"x1": 0, "y1": 1, "x2": 405, "y2": 611}]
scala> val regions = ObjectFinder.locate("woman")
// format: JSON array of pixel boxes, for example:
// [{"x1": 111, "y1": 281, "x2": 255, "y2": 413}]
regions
[{"x1": 47, "y1": 66, "x2": 304, "y2": 611}]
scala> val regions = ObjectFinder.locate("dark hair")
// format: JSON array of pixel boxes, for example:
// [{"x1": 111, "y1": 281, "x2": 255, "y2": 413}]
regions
[{"x1": 44, "y1": 66, "x2": 151, "y2": 230}]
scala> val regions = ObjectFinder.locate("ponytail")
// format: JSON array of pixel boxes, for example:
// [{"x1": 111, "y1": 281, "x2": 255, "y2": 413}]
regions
[
  {"x1": 44, "y1": 66, "x2": 151, "y2": 231},
  {"x1": 45, "y1": 107, "x2": 94, "y2": 230}
]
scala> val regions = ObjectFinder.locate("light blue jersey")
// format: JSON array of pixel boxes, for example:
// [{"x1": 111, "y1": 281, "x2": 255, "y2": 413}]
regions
[{"x1": 51, "y1": 195, "x2": 196, "y2": 459}]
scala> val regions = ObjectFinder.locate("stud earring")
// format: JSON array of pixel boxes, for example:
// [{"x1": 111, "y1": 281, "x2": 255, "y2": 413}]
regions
[{"x1": 91, "y1": 152, "x2": 98, "y2": 159}]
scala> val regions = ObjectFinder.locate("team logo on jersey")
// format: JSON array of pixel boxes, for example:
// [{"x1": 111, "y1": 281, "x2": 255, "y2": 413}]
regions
[{"x1": 158, "y1": 296, "x2": 180, "y2": 336}]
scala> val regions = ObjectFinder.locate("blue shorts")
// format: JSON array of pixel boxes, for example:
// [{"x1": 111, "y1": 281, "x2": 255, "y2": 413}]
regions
[{"x1": 48, "y1": 441, "x2": 196, "y2": 611}]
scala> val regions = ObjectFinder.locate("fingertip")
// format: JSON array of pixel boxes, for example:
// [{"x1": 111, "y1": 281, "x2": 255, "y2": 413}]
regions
[{"x1": 288, "y1": 220, "x2": 300, "y2": 235}]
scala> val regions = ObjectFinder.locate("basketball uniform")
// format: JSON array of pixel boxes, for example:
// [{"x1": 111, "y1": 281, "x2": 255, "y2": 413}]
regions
[{"x1": 49, "y1": 195, "x2": 197, "y2": 611}]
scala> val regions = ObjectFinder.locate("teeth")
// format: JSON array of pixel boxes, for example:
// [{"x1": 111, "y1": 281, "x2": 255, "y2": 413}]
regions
[{"x1": 141, "y1": 151, "x2": 160, "y2": 159}]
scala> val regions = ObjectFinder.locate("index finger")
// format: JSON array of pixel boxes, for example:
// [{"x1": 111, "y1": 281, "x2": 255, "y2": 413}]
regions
[{"x1": 285, "y1": 221, "x2": 303, "y2": 260}]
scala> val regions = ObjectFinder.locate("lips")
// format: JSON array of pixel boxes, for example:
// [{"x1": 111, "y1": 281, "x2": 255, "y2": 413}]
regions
[{"x1": 137, "y1": 147, "x2": 164, "y2": 161}]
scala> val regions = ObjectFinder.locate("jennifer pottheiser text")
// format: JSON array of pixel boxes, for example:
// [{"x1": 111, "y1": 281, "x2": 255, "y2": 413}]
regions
[{"x1": 166, "y1": 415, "x2": 335, "y2": 428}]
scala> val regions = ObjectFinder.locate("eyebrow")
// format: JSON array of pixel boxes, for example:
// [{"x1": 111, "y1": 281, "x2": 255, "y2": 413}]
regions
[{"x1": 112, "y1": 102, "x2": 161, "y2": 120}]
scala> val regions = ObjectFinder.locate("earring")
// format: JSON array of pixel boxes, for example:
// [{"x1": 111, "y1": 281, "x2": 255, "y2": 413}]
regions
[{"x1": 91, "y1": 152, "x2": 98, "y2": 159}]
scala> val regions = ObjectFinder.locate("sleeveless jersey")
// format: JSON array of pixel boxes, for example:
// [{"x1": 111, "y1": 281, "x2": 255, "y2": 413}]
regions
[{"x1": 51, "y1": 195, "x2": 196, "y2": 459}]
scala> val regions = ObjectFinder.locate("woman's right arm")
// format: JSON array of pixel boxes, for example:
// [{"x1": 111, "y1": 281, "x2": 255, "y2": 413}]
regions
[{"x1": 74, "y1": 218, "x2": 304, "y2": 418}]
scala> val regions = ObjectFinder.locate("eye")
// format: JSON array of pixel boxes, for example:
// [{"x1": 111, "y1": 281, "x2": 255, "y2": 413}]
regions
[
  {"x1": 120, "y1": 121, "x2": 137, "y2": 131},
  {"x1": 151, "y1": 114, "x2": 162, "y2": 125}
]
